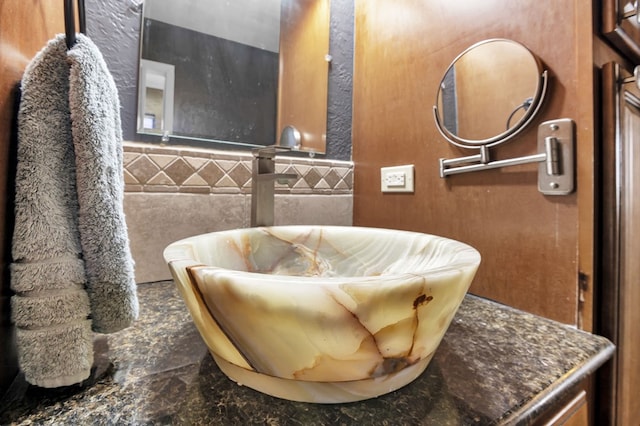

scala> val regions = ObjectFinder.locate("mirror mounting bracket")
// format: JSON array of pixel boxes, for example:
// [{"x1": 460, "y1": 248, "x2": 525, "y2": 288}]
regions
[{"x1": 439, "y1": 118, "x2": 575, "y2": 196}]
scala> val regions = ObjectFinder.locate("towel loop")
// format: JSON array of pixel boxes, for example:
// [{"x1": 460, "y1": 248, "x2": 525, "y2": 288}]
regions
[{"x1": 64, "y1": 0, "x2": 86, "y2": 50}]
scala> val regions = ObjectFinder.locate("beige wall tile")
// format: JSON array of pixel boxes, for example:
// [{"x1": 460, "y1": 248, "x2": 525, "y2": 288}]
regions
[
  {"x1": 124, "y1": 193, "x2": 245, "y2": 283},
  {"x1": 275, "y1": 195, "x2": 353, "y2": 226}
]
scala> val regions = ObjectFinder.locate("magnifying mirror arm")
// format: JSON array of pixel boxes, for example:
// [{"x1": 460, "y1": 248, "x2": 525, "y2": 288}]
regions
[
  {"x1": 439, "y1": 149, "x2": 547, "y2": 177},
  {"x1": 439, "y1": 118, "x2": 575, "y2": 196}
]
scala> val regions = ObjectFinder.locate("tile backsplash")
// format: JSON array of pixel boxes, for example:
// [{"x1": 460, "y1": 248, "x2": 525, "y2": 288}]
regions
[
  {"x1": 123, "y1": 143, "x2": 353, "y2": 195},
  {"x1": 122, "y1": 143, "x2": 354, "y2": 283}
]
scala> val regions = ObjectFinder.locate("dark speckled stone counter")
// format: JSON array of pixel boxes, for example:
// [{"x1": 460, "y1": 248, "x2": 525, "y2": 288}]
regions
[{"x1": 0, "y1": 281, "x2": 614, "y2": 425}]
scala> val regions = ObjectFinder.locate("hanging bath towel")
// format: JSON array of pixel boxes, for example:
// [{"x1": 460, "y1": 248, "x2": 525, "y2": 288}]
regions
[
  {"x1": 11, "y1": 34, "x2": 138, "y2": 387},
  {"x1": 11, "y1": 36, "x2": 93, "y2": 388},
  {"x1": 67, "y1": 33, "x2": 138, "y2": 334}
]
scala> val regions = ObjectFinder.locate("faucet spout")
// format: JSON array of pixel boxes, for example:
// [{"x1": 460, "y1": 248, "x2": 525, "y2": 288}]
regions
[
  {"x1": 256, "y1": 172, "x2": 298, "y2": 184},
  {"x1": 250, "y1": 146, "x2": 298, "y2": 227}
]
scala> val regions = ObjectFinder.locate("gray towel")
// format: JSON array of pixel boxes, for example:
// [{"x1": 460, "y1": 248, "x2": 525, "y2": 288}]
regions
[
  {"x1": 11, "y1": 34, "x2": 138, "y2": 388},
  {"x1": 11, "y1": 35, "x2": 93, "y2": 388},
  {"x1": 68, "y1": 34, "x2": 138, "y2": 334}
]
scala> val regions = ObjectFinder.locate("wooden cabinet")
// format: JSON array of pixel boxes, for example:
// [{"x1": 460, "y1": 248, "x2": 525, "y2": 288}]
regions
[
  {"x1": 537, "y1": 390, "x2": 588, "y2": 426},
  {"x1": 596, "y1": 2, "x2": 640, "y2": 424},
  {"x1": 602, "y1": 0, "x2": 640, "y2": 64},
  {"x1": 597, "y1": 61, "x2": 640, "y2": 426}
]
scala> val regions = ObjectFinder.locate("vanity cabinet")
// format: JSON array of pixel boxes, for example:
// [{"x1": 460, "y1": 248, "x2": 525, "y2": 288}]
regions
[{"x1": 539, "y1": 389, "x2": 588, "y2": 426}]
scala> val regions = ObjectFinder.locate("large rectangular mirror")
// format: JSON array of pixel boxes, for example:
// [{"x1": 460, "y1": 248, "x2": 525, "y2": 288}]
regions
[{"x1": 137, "y1": 0, "x2": 330, "y2": 154}]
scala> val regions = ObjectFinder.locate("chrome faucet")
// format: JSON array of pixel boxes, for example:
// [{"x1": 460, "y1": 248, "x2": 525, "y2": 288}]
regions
[{"x1": 250, "y1": 145, "x2": 298, "y2": 227}]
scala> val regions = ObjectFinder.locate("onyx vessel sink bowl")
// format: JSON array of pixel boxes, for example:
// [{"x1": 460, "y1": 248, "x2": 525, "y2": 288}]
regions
[{"x1": 164, "y1": 226, "x2": 480, "y2": 403}]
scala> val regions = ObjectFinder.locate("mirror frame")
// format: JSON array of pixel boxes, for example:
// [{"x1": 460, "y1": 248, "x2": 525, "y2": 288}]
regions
[{"x1": 433, "y1": 39, "x2": 548, "y2": 149}]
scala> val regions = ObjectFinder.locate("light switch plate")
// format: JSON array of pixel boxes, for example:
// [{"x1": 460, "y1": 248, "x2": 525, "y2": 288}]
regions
[{"x1": 381, "y1": 165, "x2": 414, "y2": 193}]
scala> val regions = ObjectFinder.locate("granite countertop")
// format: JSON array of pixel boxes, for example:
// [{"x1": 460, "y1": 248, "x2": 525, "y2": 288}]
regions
[{"x1": 0, "y1": 281, "x2": 614, "y2": 425}]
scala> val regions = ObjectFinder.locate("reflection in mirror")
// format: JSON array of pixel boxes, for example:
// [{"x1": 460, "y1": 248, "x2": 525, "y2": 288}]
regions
[
  {"x1": 277, "y1": 0, "x2": 331, "y2": 154},
  {"x1": 138, "y1": 0, "x2": 330, "y2": 154},
  {"x1": 137, "y1": 59, "x2": 174, "y2": 135},
  {"x1": 279, "y1": 125, "x2": 301, "y2": 149},
  {"x1": 434, "y1": 39, "x2": 546, "y2": 148}
]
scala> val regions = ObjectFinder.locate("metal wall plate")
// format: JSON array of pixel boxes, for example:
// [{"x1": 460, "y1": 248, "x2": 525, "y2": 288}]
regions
[{"x1": 537, "y1": 118, "x2": 575, "y2": 195}]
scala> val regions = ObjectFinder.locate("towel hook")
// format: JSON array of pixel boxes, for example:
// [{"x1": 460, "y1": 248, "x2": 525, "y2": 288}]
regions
[{"x1": 64, "y1": 0, "x2": 86, "y2": 50}]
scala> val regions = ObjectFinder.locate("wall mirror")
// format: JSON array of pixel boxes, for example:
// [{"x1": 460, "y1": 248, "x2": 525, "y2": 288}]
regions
[
  {"x1": 137, "y1": 0, "x2": 330, "y2": 154},
  {"x1": 433, "y1": 38, "x2": 547, "y2": 149}
]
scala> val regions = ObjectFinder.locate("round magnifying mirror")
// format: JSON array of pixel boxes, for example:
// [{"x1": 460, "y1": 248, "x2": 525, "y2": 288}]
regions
[{"x1": 433, "y1": 39, "x2": 547, "y2": 148}]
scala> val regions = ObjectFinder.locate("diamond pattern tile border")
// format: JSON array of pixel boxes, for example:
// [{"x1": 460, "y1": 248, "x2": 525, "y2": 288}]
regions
[{"x1": 123, "y1": 143, "x2": 353, "y2": 195}]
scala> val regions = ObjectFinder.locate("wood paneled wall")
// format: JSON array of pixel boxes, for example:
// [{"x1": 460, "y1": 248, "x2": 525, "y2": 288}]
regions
[
  {"x1": 352, "y1": 0, "x2": 595, "y2": 326},
  {"x1": 0, "y1": 0, "x2": 66, "y2": 395}
]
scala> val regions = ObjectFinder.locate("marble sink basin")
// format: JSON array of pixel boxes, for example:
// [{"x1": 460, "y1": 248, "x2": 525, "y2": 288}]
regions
[{"x1": 163, "y1": 226, "x2": 480, "y2": 403}]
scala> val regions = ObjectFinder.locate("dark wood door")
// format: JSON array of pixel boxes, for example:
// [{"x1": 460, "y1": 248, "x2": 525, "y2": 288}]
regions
[{"x1": 598, "y1": 61, "x2": 640, "y2": 426}]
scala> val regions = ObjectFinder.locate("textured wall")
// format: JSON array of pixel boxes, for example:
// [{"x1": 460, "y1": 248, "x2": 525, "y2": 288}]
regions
[
  {"x1": 326, "y1": 0, "x2": 354, "y2": 161},
  {"x1": 86, "y1": 0, "x2": 354, "y2": 161},
  {"x1": 86, "y1": 0, "x2": 141, "y2": 149}
]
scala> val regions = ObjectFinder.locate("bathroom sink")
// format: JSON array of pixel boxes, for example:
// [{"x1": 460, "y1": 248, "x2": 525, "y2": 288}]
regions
[{"x1": 163, "y1": 226, "x2": 480, "y2": 403}]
